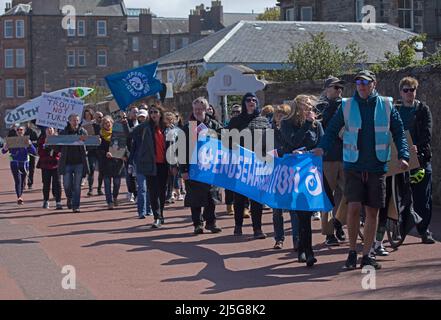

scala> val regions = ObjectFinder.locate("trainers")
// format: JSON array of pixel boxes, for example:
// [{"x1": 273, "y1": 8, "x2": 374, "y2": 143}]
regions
[
  {"x1": 233, "y1": 226, "x2": 242, "y2": 236},
  {"x1": 43, "y1": 201, "x2": 49, "y2": 209},
  {"x1": 17, "y1": 198, "x2": 24, "y2": 205},
  {"x1": 360, "y1": 255, "x2": 382, "y2": 270},
  {"x1": 298, "y1": 252, "x2": 307, "y2": 263},
  {"x1": 87, "y1": 191, "x2": 93, "y2": 197},
  {"x1": 165, "y1": 198, "x2": 175, "y2": 204},
  {"x1": 325, "y1": 234, "x2": 340, "y2": 246},
  {"x1": 177, "y1": 194, "x2": 184, "y2": 201},
  {"x1": 194, "y1": 225, "x2": 204, "y2": 235},
  {"x1": 151, "y1": 219, "x2": 162, "y2": 229},
  {"x1": 205, "y1": 224, "x2": 222, "y2": 233},
  {"x1": 253, "y1": 230, "x2": 267, "y2": 240},
  {"x1": 28, "y1": 185, "x2": 33, "y2": 190},
  {"x1": 306, "y1": 253, "x2": 317, "y2": 267},
  {"x1": 421, "y1": 231, "x2": 436, "y2": 244},
  {"x1": 344, "y1": 250, "x2": 357, "y2": 270},
  {"x1": 334, "y1": 219, "x2": 346, "y2": 241},
  {"x1": 73, "y1": 208, "x2": 80, "y2": 213},
  {"x1": 108, "y1": 203, "x2": 114, "y2": 210},
  {"x1": 97, "y1": 190, "x2": 104, "y2": 196},
  {"x1": 113, "y1": 198, "x2": 119, "y2": 207},
  {"x1": 129, "y1": 194, "x2": 135, "y2": 203},
  {"x1": 56, "y1": 202, "x2": 63, "y2": 210},
  {"x1": 273, "y1": 241, "x2": 283, "y2": 250},
  {"x1": 312, "y1": 212, "x2": 321, "y2": 221},
  {"x1": 374, "y1": 243, "x2": 389, "y2": 256},
  {"x1": 243, "y1": 208, "x2": 251, "y2": 218}
]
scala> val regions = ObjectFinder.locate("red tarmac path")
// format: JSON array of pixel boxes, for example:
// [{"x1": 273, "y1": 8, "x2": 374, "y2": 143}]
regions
[{"x1": 0, "y1": 156, "x2": 440, "y2": 300}]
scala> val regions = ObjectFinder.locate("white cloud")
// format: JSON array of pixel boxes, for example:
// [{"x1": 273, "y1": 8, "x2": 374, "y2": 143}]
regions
[{"x1": 0, "y1": 0, "x2": 276, "y2": 17}]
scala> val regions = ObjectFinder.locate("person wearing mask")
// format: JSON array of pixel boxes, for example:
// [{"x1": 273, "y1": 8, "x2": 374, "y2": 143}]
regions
[
  {"x1": 314, "y1": 70, "x2": 410, "y2": 270},
  {"x1": 58, "y1": 114, "x2": 89, "y2": 213},
  {"x1": 227, "y1": 93, "x2": 271, "y2": 239},
  {"x1": 37, "y1": 127, "x2": 62, "y2": 210},
  {"x1": 315, "y1": 76, "x2": 347, "y2": 246},
  {"x1": 1, "y1": 125, "x2": 37, "y2": 205},
  {"x1": 180, "y1": 97, "x2": 223, "y2": 235}
]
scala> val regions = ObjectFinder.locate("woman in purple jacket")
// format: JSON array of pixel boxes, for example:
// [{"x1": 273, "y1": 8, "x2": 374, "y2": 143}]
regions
[{"x1": 1, "y1": 125, "x2": 37, "y2": 205}]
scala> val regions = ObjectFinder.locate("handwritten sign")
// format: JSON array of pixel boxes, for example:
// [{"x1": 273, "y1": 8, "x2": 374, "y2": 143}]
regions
[
  {"x1": 36, "y1": 94, "x2": 84, "y2": 130},
  {"x1": 46, "y1": 135, "x2": 101, "y2": 146},
  {"x1": 82, "y1": 124, "x2": 96, "y2": 135},
  {"x1": 5, "y1": 136, "x2": 30, "y2": 149},
  {"x1": 109, "y1": 130, "x2": 127, "y2": 159}
]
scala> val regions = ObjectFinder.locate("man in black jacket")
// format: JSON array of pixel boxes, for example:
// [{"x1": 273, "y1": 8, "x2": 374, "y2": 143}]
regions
[
  {"x1": 25, "y1": 121, "x2": 39, "y2": 189},
  {"x1": 395, "y1": 76, "x2": 435, "y2": 244}
]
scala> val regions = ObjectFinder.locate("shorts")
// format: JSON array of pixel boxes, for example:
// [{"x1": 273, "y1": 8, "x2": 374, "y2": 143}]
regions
[{"x1": 344, "y1": 170, "x2": 386, "y2": 209}]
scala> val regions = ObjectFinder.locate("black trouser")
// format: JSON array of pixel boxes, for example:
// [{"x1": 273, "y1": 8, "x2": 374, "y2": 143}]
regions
[
  {"x1": 297, "y1": 211, "x2": 313, "y2": 256},
  {"x1": 378, "y1": 176, "x2": 392, "y2": 234},
  {"x1": 234, "y1": 193, "x2": 262, "y2": 231},
  {"x1": 125, "y1": 163, "x2": 137, "y2": 197},
  {"x1": 166, "y1": 173, "x2": 176, "y2": 199},
  {"x1": 41, "y1": 168, "x2": 62, "y2": 202},
  {"x1": 225, "y1": 189, "x2": 234, "y2": 205},
  {"x1": 97, "y1": 159, "x2": 104, "y2": 192},
  {"x1": 412, "y1": 168, "x2": 432, "y2": 235},
  {"x1": 28, "y1": 155, "x2": 36, "y2": 187},
  {"x1": 147, "y1": 163, "x2": 168, "y2": 221},
  {"x1": 191, "y1": 196, "x2": 216, "y2": 227},
  {"x1": 87, "y1": 154, "x2": 97, "y2": 191}
]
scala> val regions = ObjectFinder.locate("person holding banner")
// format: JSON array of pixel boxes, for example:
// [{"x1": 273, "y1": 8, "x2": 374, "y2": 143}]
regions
[
  {"x1": 180, "y1": 97, "x2": 223, "y2": 235},
  {"x1": 227, "y1": 92, "x2": 271, "y2": 239},
  {"x1": 58, "y1": 114, "x2": 90, "y2": 213},
  {"x1": 1, "y1": 125, "x2": 37, "y2": 205},
  {"x1": 314, "y1": 70, "x2": 410, "y2": 270},
  {"x1": 97, "y1": 116, "x2": 126, "y2": 210},
  {"x1": 37, "y1": 127, "x2": 63, "y2": 210}
]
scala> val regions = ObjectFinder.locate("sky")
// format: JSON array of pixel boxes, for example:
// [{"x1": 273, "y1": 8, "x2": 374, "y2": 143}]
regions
[{"x1": 0, "y1": 0, "x2": 276, "y2": 17}]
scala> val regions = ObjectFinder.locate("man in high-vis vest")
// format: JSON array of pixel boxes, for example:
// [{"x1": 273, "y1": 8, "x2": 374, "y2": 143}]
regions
[{"x1": 313, "y1": 70, "x2": 410, "y2": 270}]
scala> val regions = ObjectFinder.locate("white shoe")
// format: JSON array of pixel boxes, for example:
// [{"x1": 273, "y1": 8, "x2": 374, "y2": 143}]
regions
[
  {"x1": 126, "y1": 192, "x2": 133, "y2": 201},
  {"x1": 177, "y1": 194, "x2": 184, "y2": 201}
]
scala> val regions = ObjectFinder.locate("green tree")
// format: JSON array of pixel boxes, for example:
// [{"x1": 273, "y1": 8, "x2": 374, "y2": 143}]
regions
[
  {"x1": 84, "y1": 85, "x2": 111, "y2": 105},
  {"x1": 270, "y1": 33, "x2": 367, "y2": 81},
  {"x1": 257, "y1": 7, "x2": 280, "y2": 21}
]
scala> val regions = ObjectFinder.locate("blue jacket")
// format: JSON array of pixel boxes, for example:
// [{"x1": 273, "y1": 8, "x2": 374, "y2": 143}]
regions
[
  {"x1": 2, "y1": 145, "x2": 36, "y2": 163},
  {"x1": 318, "y1": 90, "x2": 409, "y2": 173}
]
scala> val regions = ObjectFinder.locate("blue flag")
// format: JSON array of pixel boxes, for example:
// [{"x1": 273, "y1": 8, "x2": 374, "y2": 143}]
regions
[
  {"x1": 105, "y1": 63, "x2": 163, "y2": 111},
  {"x1": 189, "y1": 138, "x2": 333, "y2": 212}
]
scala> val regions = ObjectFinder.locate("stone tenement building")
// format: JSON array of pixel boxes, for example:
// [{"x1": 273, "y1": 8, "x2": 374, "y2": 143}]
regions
[
  {"x1": 276, "y1": 0, "x2": 441, "y2": 49},
  {"x1": 0, "y1": 0, "x2": 257, "y2": 130}
]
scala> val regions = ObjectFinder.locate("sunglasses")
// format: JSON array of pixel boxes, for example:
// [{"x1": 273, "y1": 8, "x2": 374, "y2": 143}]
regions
[
  {"x1": 332, "y1": 86, "x2": 343, "y2": 90},
  {"x1": 246, "y1": 98, "x2": 257, "y2": 103},
  {"x1": 356, "y1": 79, "x2": 371, "y2": 86},
  {"x1": 402, "y1": 88, "x2": 416, "y2": 93},
  {"x1": 17, "y1": 129, "x2": 24, "y2": 132}
]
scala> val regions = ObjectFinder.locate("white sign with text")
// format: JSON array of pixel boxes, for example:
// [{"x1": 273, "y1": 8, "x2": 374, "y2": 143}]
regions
[{"x1": 36, "y1": 94, "x2": 84, "y2": 130}]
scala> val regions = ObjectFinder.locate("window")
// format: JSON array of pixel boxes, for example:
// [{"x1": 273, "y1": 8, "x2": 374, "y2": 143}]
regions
[
  {"x1": 97, "y1": 49, "x2": 107, "y2": 67},
  {"x1": 133, "y1": 60, "x2": 139, "y2": 67},
  {"x1": 398, "y1": 0, "x2": 414, "y2": 30},
  {"x1": 97, "y1": 20, "x2": 107, "y2": 36},
  {"x1": 170, "y1": 37, "x2": 176, "y2": 52},
  {"x1": 4, "y1": 20, "x2": 13, "y2": 38},
  {"x1": 77, "y1": 20, "x2": 85, "y2": 36},
  {"x1": 285, "y1": 8, "x2": 294, "y2": 21},
  {"x1": 356, "y1": 0, "x2": 364, "y2": 22},
  {"x1": 132, "y1": 36, "x2": 139, "y2": 52},
  {"x1": 67, "y1": 22, "x2": 75, "y2": 37},
  {"x1": 153, "y1": 39, "x2": 158, "y2": 49},
  {"x1": 182, "y1": 37, "x2": 189, "y2": 47},
  {"x1": 5, "y1": 79, "x2": 14, "y2": 98},
  {"x1": 16, "y1": 20, "x2": 25, "y2": 38},
  {"x1": 16, "y1": 79, "x2": 25, "y2": 97},
  {"x1": 67, "y1": 50, "x2": 75, "y2": 67},
  {"x1": 78, "y1": 49, "x2": 86, "y2": 66},
  {"x1": 300, "y1": 7, "x2": 313, "y2": 21},
  {"x1": 69, "y1": 79, "x2": 76, "y2": 87},
  {"x1": 78, "y1": 79, "x2": 86, "y2": 86},
  {"x1": 16, "y1": 49, "x2": 25, "y2": 68},
  {"x1": 5, "y1": 49, "x2": 14, "y2": 68}
]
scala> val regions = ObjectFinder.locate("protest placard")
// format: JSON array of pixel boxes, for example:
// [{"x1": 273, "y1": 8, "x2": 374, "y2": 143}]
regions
[
  {"x1": 82, "y1": 124, "x2": 96, "y2": 135},
  {"x1": 5, "y1": 136, "x2": 30, "y2": 149},
  {"x1": 386, "y1": 131, "x2": 420, "y2": 177},
  {"x1": 36, "y1": 94, "x2": 84, "y2": 130},
  {"x1": 109, "y1": 128, "x2": 127, "y2": 159},
  {"x1": 46, "y1": 135, "x2": 100, "y2": 146}
]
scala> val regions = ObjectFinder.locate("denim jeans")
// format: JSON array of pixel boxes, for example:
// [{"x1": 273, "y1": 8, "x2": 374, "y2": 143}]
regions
[
  {"x1": 136, "y1": 173, "x2": 152, "y2": 217},
  {"x1": 104, "y1": 176, "x2": 121, "y2": 204},
  {"x1": 272, "y1": 209, "x2": 299, "y2": 245},
  {"x1": 63, "y1": 164, "x2": 83, "y2": 209}
]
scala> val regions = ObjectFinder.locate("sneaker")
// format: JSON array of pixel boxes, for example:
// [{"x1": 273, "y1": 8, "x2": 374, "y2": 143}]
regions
[
  {"x1": 165, "y1": 198, "x2": 175, "y2": 204},
  {"x1": 97, "y1": 190, "x2": 104, "y2": 196},
  {"x1": 306, "y1": 254, "x2": 317, "y2": 267},
  {"x1": 298, "y1": 252, "x2": 307, "y2": 263},
  {"x1": 17, "y1": 198, "x2": 24, "y2": 205},
  {"x1": 233, "y1": 226, "x2": 242, "y2": 236},
  {"x1": 205, "y1": 224, "x2": 222, "y2": 233},
  {"x1": 226, "y1": 204, "x2": 234, "y2": 215},
  {"x1": 56, "y1": 202, "x2": 63, "y2": 210},
  {"x1": 129, "y1": 194, "x2": 135, "y2": 203},
  {"x1": 151, "y1": 219, "x2": 162, "y2": 229},
  {"x1": 243, "y1": 208, "x2": 251, "y2": 218},
  {"x1": 253, "y1": 230, "x2": 267, "y2": 240},
  {"x1": 113, "y1": 198, "x2": 119, "y2": 207},
  {"x1": 145, "y1": 211, "x2": 153, "y2": 216},
  {"x1": 43, "y1": 201, "x2": 49, "y2": 209},
  {"x1": 325, "y1": 234, "x2": 340, "y2": 247},
  {"x1": 344, "y1": 250, "x2": 357, "y2": 270},
  {"x1": 67, "y1": 198, "x2": 72, "y2": 209},
  {"x1": 126, "y1": 192, "x2": 133, "y2": 201},
  {"x1": 87, "y1": 191, "x2": 93, "y2": 197},
  {"x1": 312, "y1": 212, "x2": 321, "y2": 221},
  {"x1": 194, "y1": 225, "x2": 204, "y2": 235},
  {"x1": 177, "y1": 194, "x2": 184, "y2": 201},
  {"x1": 27, "y1": 184, "x2": 33, "y2": 190},
  {"x1": 374, "y1": 243, "x2": 389, "y2": 256},
  {"x1": 138, "y1": 215, "x2": 146, "y2": 219},
  {"x1": 273, "y1": 241, "x2": 283, "y2": 250},
  {"x1": 421, "y1": 231, "x2": 436, "y2": 244},
  {"x1": 73, "y1": 208, "x2": 80, "y2": 213},
  {"x1": 360, "y1": 255, "x2": 382, "y2": 270},
  {"x1": 81, "y1": 179, "x2": 86, "y2": 186},
  {"x1": 334, "y1": 219, "x2": 346, "y2": 241},
  {"x1": 108, "y1": 203, "x2": 114, "y2": 210}
]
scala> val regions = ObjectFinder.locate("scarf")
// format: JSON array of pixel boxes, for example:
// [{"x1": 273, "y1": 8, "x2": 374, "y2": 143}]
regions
[{"x1": 100, "y1": 127, "x2": 112, "y2": 142}]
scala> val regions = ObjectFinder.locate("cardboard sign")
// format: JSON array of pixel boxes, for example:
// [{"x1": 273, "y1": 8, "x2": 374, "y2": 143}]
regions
[
  {"x1": 36, "y1": 94, "x2": 85, "y2": 130},
  {"x1": 5, "y1": 136, "x2": 30, "y2": 149},
  {"x1": 109, "y1": 130, "x2": 127, "y2": 159},
  {"x1": 386, "y1": 131, "x2": 420, "y2": 177},
  {"x1": 82, "y1": 124, "x2": 96, "y2": 135},
  {"x1": 46, "y1": 135, "x2": 101, "y2": 146}
]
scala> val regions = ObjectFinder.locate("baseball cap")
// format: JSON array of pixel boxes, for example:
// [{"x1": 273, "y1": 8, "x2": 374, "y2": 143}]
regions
[
  {"x1": 355, "y1": 70, "x2": 376, "y2": 82},
  {"x1": 324, "y1": 76, "x2": 345, "y2": 89},
  {"x1": 137, "y1": 109, "x2": 148, "y2": 118}
]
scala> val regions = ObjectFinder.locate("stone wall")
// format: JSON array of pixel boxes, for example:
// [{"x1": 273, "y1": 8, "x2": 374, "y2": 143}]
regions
[{"x1": 168, "y1": 65, "x2": 441, "y2": 204}]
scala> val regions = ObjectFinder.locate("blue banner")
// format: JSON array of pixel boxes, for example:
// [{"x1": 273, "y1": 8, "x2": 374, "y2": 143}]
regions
[
  {"x1": 189, "y1": 138, "x2": 333, "y2": 212},
  {"x1": 105, "y1": 63, "x2": 163, "y2": 111}
]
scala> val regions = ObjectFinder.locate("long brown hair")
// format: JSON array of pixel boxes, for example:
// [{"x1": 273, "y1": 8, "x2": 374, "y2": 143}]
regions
[
  {"x1": 289, "y1": 95, "x2": 318, "y2": 127},
  {"x1": 149, "y1": 104, "x2": 166, "y2": 129}
]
